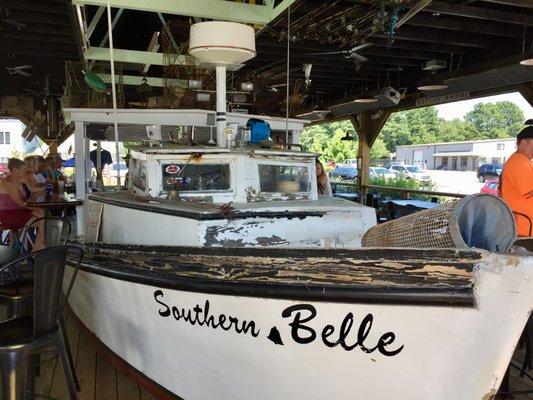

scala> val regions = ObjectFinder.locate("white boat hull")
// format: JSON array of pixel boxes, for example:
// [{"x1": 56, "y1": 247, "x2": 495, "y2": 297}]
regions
[{"x1": 66, "y1": 249, "x2": 533, "y2": 400}]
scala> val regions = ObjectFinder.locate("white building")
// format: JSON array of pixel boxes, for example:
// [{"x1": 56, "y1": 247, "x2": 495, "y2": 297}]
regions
[
  {"x1": 395, "y1": 138, "x2": 517, "y2": 171},
  {"x1": 0, "y1": 119, "x2": 26, "y2": 164}
]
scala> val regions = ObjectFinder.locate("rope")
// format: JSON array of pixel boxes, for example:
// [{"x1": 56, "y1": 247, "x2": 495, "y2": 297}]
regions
[
  {"x1": 285, "y1": 5, "x2": 290, "y2": 142},
  {"x1": 106, "y1": 0, "x2": 121, "y2": 187}
]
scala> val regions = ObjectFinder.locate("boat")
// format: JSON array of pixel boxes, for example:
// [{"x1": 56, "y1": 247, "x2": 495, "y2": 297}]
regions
[
  {"x1": 89, "y1": 146, "x2": 375, "y2": 247},
  {"x1": 63, "y1": 19, "x2": 532, "y2": 400},
  {"x1": 63, "y1": 120, "x2": 533, "y2": 399},
  {"x1": 67, "y1": 241, "x2": 532, "y2": 400}
]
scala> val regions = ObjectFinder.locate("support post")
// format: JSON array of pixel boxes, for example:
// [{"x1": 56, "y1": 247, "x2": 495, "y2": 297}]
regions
[
  {"x1": 351, "y1": 110, "x2": 391, "y2": 202},
  {"x1": 47, "y1": 96, "x2": 58, "y2": 154},
  {"x1": 74, "y1": 121, "x2": 86, "y2": 237},
  {"x1": 216, "y1": 65, "x2": 227, "y2": 148}
]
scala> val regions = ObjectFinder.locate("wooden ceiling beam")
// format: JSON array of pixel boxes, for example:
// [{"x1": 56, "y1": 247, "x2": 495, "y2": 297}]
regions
[
  {"x1": 255, "y1": 49, "x2": 421, "y2": 68},
  {"x1": 0, "y1": 48, "x2": 78, "y2": 59},
  {"x1": 481, "y1": 0, "x2": 533, "y2": 7},
  {"x1": 258, "y1": 41, "x2": 436, "y2": 61},
  {"x1": 0, "y1": 0, "x2": 69, "y2": 15},
  {"x1": 7, "y1": 10, "x2": 71, "y2": 26},
  {"x1": 369, "y1": 37, "x2": 466, "y2": 54},
  {"x1": 8, "y1": 23, "x2": 75, "y2": 36},
  {"x1": 0, "y1": 32, "x2": 78, "y2": 45},
  {"x1": 407, "y1": 14, "x2": 523, "y2": 38},
  {"x1": 0, "y1": 41, "x2": 78, "y2": 52},
  {"x1": 425, "y1": 1, "x2": 533, "y2": 25},
  {"x1": 381, "y1": 26, "x2": 505, "y2": 49}
]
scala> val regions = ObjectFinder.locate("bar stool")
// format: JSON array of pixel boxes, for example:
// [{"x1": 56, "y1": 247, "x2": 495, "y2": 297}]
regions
[
  {"x1": 0, "y1": 217, "x2": 71, "y2": 321},
  {"x1": 0, "y1": 246, "x2": 83, "y2": 400}
]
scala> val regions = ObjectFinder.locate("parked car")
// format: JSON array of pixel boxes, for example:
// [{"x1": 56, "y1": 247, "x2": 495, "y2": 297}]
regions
[
  {"x1": 387, "y1": 164, "x2": 431, "y2": 183},
  {"x1": 370, "y1": 167, "x2": 396, "y2": 180},
  {"x1": 330, "y1": 164, "x2": 357, "y2": 179},
  {"x1": 480, "y1": 178, "x2": 499, "y2": 196},
  {"x1": 477, "y1": 163, "x2": 503, "y2": 182}
]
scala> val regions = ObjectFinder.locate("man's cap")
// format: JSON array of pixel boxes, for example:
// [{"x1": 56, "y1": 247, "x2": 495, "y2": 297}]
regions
[{"x1": 517, "y1": 126, "x2": 533, "y2": 141}]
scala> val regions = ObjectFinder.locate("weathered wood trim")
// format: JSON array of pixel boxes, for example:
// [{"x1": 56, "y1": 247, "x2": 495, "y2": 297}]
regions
[
  {"x1": 71, "y1": 242, "x2": 481, "y2": 307},
  {"x1": 88, "y1": 193, "x2": 326, "y2": 221}
]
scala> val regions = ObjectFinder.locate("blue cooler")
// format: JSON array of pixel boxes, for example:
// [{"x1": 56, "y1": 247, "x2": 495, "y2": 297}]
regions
[{"x1": 247, "y1": 118, "x2": 271, "y2": 143}]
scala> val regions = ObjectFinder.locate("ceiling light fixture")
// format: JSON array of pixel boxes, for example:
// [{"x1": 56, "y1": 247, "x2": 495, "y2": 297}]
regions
[
  {"x1": 354, "y1": 96, "x2": 378, "y2": 103},
  {"x1": 418, "y1": 27, "x2": 448, "y2": 91},
  {"x1": 417, "y1": 77, "x2": 448, "y2": 91},
  {"x1": 519, "y1": 58, "x2": 533, "y2": 66}
]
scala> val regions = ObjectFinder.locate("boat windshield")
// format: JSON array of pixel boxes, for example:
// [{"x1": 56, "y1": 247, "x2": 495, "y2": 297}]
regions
[
  {"x1": 162, "y1": 163, "x2": 230, "y2": 191},
  {"x1": 259, "y1": 164, "x2": 310, "y2": 193}
]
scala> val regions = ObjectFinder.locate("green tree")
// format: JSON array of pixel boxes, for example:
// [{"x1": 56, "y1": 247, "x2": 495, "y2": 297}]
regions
[
  {"x1": 465, "y1": 101, "x2": 524, "y2": 139},
  {"x1": 370, "y1": 137, "x2": 389, "y2": 159},
  {"x1": 300, "y1": 100, "x2": 525, "y2": 162}
]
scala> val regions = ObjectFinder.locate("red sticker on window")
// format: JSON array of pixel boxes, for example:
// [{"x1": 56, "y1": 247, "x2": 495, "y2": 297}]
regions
[{"x1": 165, "y1": 165, "x2": 180, "y2": 174}]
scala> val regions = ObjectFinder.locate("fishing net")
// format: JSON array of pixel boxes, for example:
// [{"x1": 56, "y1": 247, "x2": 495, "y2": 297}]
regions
[{"x1": 362, "y1": 194, "x2": 516, "y2": 253}]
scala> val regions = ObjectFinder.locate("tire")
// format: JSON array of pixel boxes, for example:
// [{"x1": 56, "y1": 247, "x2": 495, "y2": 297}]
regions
[{"x1": 478, "y1": 175, "x2": 485, "y2": 183}]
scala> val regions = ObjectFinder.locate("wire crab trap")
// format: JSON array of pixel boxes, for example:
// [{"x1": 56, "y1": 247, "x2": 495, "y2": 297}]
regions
[{"x1": 362, "y1": 194, "x2": 516, "y2": 253}]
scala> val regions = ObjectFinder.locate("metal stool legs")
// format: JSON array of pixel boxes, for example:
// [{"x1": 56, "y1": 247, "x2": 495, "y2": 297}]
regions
[
  {"x1": 5, "y1": 296, "x2": 32, "y2": 320},
  {"x1": 0, "y1": 350, "x2": 29, "y2": 400},
  {"x1": 58, "y1": 317, "x2": 80, "y2": 392},
  {"x1": 0, "y1": 328, "x2": 80, "y2": 400}
]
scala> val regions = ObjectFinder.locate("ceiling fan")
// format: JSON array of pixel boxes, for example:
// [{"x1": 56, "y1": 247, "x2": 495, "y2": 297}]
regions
[
  {"x1": 307, "y1": 43, "x2": 373, "y2": 63},
  {"x1": 6, "y1": 65, "x2": 33, "y2": 76}
]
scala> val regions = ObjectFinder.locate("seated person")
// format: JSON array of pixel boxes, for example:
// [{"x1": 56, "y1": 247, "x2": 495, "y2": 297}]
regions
[
  {"x1": 316, "y1": 160, "x2": 332, "y2": 196},
  {"x1": 43, "y1": 155, "x2": 65, "y2": 187},
  {"x1": 35, "y1": 156, "x2": 48, "y2": 184},
  {"x1": 0, "y1": 158, "x2": 45, "y2": 249},
  {"x1": 21, "y1": 155, "x2": 46, "y2": 196}
]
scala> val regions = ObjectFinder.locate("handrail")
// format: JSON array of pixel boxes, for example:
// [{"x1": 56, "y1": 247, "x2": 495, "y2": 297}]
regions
[
  {"x1": 364, "y1": 185, "x2": 466, "y2": 199},
  {"x1": 330, "y1": 181, "x2": 466, "y2": 199}
]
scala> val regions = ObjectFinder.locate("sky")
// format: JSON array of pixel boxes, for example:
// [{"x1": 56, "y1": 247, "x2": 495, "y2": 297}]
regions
[{"x1": 435, "y1": 92, "x2": 533, "y2": 121}]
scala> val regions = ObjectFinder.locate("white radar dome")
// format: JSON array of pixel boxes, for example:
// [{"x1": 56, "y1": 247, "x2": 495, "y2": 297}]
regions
[{"x1": 188, "y1": 21, "x2": 256, "y2": 66}]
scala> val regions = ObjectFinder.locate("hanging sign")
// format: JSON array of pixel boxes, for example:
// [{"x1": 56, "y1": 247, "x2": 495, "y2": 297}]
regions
[
  {"x1": 165, "y1": 165, "x2": 181, "y2": 174},
  {"x1": 84, "y1": 199, "x2": 104, "y2": 243},
  {"x1": 415, "y1": 91, "x2": 470, "y2": 107}
]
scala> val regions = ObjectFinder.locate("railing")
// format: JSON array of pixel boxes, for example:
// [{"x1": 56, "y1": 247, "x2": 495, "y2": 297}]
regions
[{"x1": 330, "y1": 181, "x2": 466, "y2": 200}]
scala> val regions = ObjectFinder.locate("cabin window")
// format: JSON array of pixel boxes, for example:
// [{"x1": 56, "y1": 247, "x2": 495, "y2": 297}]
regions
[
  {"x1": 161, "y1": 163, "x2": 230, "y2": 192},
  {"x1": 258, "y1": 164, "x2": 310, "y2": 193}
]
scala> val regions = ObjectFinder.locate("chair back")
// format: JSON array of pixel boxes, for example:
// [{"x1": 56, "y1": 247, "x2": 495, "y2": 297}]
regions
[
  {"x1": 0, "y1": 245, "x2": 83, "y2": 338},
  {"x1": 22, "y1": 216, "x2": 72, "y2": 252},
  {"x1": 513, "y1": 211, "x2": 532, "y2": 237},
  {"x1": 44, "y1": 217, "x2": 71, "y2": 247}
]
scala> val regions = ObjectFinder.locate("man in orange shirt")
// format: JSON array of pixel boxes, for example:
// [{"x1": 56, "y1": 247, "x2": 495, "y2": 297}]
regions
[{"x1": 501, "y1": 126, "x2": 533, "y2": 237}]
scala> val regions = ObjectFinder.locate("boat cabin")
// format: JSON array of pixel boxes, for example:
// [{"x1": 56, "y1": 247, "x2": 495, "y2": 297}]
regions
[{"x1": 128, "y1": 147, "x2": 318, "y2": 203}]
